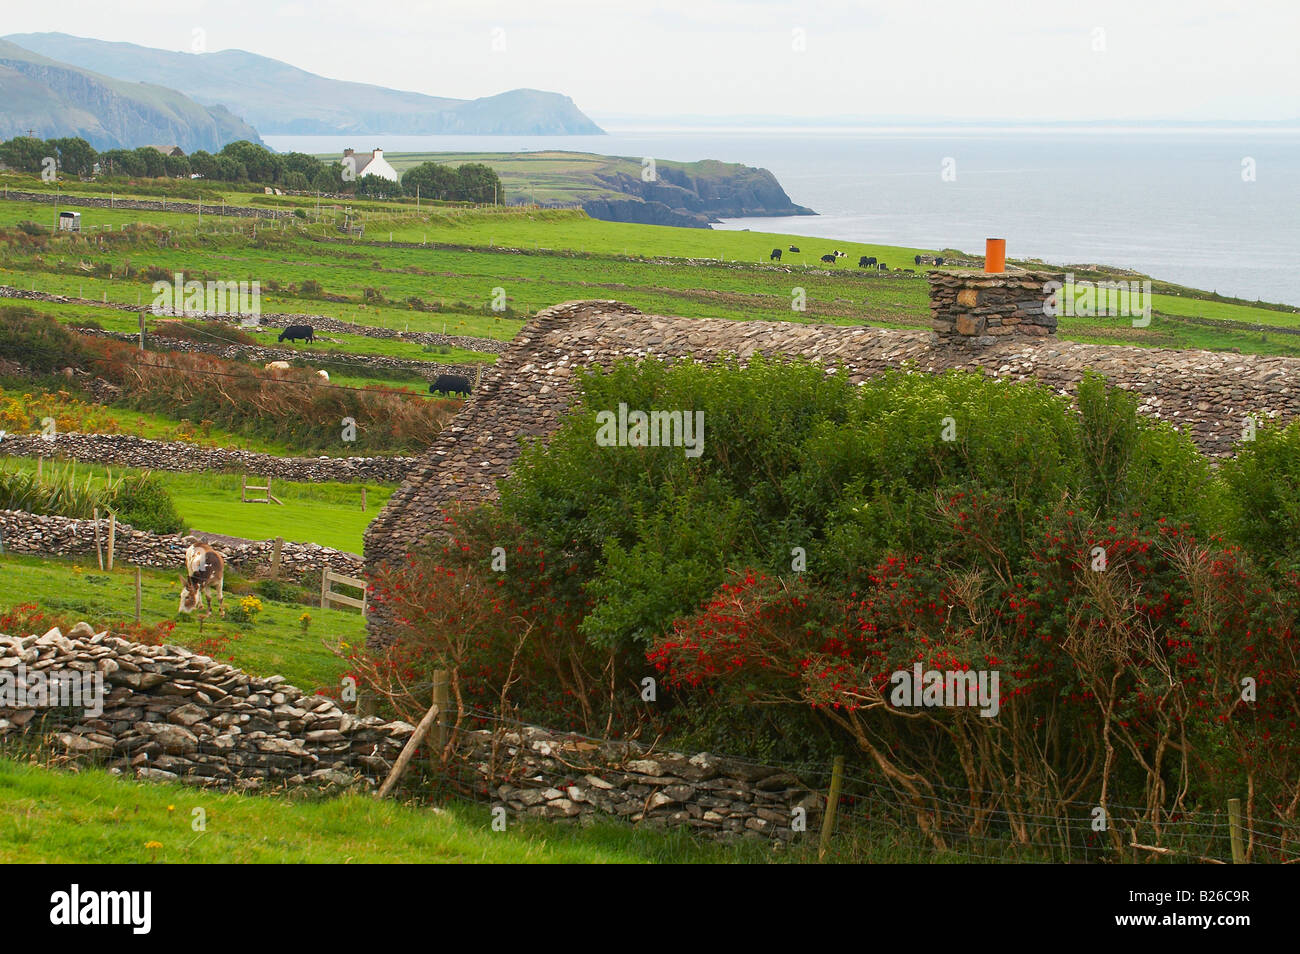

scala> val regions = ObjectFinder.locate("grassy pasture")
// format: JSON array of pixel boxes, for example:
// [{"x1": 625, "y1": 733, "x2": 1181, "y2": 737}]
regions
[
  {"x1": 0, "y1": 758, "x2": 789, "y2": 864},
  {"x1": 3, "y1": 191, "x2": 1298, "y2": 356},
  {"x1": 0, "y1": 457, "x2": 391, "y2": 553},
  {"x1": 0, "y1": 553, "x2": 354, "y2": 690}
]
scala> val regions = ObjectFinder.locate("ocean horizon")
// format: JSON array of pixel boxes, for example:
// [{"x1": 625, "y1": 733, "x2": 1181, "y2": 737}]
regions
[{"x1": 267, "y1": 125, "x2": 1300, "y2": 307}]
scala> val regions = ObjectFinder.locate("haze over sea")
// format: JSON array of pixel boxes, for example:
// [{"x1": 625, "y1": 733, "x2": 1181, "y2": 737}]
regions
[{"x1": 267, "y1": 126, "x2": 1300, "y2": 308}]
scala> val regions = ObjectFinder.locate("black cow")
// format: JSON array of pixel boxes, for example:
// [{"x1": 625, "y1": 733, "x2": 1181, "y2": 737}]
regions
[
  {"x1": 429, "y1": 374, "x2": 473, "y2": 397},
  {"x1": 820, "y1": 253, "x2": 837, "y2": 265},
  {"x1": 278, "y1": 324, "x2": 314, "y2": 343},
  {"x1": 878, "y1": 263, "x2": 888, "y2": 271},
  {"x1": 770, "y1": 248, "x2": 782, "y2": 261},
  {"x1": 914, "y1": 254, "x2": 923, "y2": 265},
  {"x1": 935, "y1": 256, "x2": 945, "y2": 266},
  {"x1": 788, "y1": 245, "x2": 800, "y2": 253},
  {"x1": 858, "y1": 255, "x2": 877, "y2": 268}
]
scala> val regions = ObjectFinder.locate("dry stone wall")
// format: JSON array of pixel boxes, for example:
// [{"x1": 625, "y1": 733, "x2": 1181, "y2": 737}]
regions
[
  {"x1": 469, "y1": 724, "x2": 819, "y2": 840},
  {"x1": 0, "y1": 433, "x2": 416, "y2": 483},
  {"x1": 0, "y1": 624, "x2": 818, "y2": 838},
  {"x1": 0, "y1": 509, "x2": 363, "y2": 576},
  {"x1": 81, "y1": 328, "x2": 483, "y2": 383},
  {"x1": 0, "y1": 625, "x2": 413, "y2": 790},
  {"x1": 0, "y1": 190, "x2": 293, "y2": 220}
]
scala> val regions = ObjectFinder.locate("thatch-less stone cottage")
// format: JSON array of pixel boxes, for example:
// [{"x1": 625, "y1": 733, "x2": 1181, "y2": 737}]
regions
[{"x1": 364, "y1": 277, "x2": 1300, "y2": 642}]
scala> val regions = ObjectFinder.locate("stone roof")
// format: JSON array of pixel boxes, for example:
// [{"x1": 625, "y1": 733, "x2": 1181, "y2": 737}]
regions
[{"x1": 363, "y1": 299, "x2": 1300, "y2": 570}]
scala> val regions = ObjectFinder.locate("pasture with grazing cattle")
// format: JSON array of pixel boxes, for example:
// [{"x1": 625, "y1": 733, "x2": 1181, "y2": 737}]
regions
[{"x1": 3, "y1": 160, "x2": 1300, "y2": 867}]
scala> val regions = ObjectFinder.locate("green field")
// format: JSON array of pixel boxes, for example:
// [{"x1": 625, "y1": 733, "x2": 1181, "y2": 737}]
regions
[
  {"x1": 5, "y1": 187, "x2": 1298, "y2": 356},
  {"x1": 0, "y1": 553, "x2": 354, "y2": 690},
  {"x1": 0, "y1": 457, "x2": 391, "y2": 552},
  {"x1": 4, "y1": 169, "x2": 1300, "y2": 864},
  {"x1": 0, "y1": 758, "x2": 792, "y2": 864}
]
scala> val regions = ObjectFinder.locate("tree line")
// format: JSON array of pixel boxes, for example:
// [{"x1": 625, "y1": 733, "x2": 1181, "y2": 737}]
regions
[{"x1": 0, "y1": 137, "x2": 504, "y2": 203}]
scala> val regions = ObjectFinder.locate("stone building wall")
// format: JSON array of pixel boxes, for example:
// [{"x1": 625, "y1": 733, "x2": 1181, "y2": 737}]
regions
[
  {"x1": 928, "y1": 270, "x2": 1061, "y2": 343},
  {"x1": 365, "y1": 298, "x2": 1300, "y2": 594}
]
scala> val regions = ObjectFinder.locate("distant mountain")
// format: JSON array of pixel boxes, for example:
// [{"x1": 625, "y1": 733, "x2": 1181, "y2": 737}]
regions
[
  {"x1": 0, "y1": 39, "x2": 262, "y2": 151},
  {"x1": 5, "y1": 33, "x2": 606, "y2": 137}
]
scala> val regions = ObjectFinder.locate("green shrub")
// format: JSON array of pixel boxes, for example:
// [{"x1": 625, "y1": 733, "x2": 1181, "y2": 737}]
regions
[
  {"x1": 255, "y1": 578, "x2": 307, "y2": 603},
  {"x1": 0, "y1": 462, "x2": 100, "y2": 518},
  {"x1": 1076, "y1": 370, "x2": 1214, "y2": 527},
  {"x1": 499, "y1": 357, "x2": 1099, "y2": 651},
  {"x1": 1219, "y1": 419, "x2": 1300, "y2": 570},
  {"x1": 108, "y1": 471, "x2": 185, "y2": 535}
]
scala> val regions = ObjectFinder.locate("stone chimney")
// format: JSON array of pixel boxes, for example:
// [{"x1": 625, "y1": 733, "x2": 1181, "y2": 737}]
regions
[
  {"x1": 928, "y1": 270, "x2": 1064, "y2": 346},
  {"x1": 343, "y1": 148, "x2": 354, "y2": 158}
]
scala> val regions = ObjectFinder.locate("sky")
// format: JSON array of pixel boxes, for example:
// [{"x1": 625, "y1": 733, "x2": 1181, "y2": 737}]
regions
[{"x1": 11, "y1": 0, "x2": 1300, "y2": 122}]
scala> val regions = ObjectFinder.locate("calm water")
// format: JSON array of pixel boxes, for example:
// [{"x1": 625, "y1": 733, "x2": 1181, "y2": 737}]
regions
[{"x1": 267, "y1": 127, "x2": 1300, "y2": 306}]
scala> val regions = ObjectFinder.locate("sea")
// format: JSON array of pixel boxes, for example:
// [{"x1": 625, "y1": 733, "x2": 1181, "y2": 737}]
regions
[{"x1": 265, "y1": 126, "x2": 1300, "y2": 307}]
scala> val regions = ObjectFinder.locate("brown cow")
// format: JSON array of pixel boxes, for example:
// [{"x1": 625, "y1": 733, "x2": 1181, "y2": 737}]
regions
[{"x1": 179, "y1": 542, "x2": 226, "y2": 617}]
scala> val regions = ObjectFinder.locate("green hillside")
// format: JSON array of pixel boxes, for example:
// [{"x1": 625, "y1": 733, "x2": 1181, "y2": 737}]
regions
[
  {"x1": 4, "y1": 33, "x2": 604, "y2": 137},
  {"x1": 0, "y1": 39, "x2": 261, "y2": 151}
]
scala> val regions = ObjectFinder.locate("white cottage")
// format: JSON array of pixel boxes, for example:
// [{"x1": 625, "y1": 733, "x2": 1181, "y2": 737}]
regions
[{"x1": 343, "y1": 147, "x2": 399, "y2": 183}]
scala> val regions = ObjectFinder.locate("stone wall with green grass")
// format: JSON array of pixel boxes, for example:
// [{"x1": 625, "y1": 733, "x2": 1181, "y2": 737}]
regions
[
  {"x1": 2, "y1": 433, "x2": 416, "y2": 483},
  {"x1": 0, "y1": 509, "x2": 364, "y2": 575}
]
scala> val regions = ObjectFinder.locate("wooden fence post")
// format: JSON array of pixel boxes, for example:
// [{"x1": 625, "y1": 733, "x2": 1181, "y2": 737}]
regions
[
  {"x1": 430, "y1": 670, "x2": 449, "y2": 769},
  {"x1": 377, "y1": 696, "x2": 445, "y2": 799},
  {"x1": 271, "y1": 536, "x2": 283, "y2": 580},
  {"x1": 818, "y1": 755, "x2": 845, "y2": 862},
  {"x1": 106, "y1": 514, "x2": 116, "y2": 571},
  {"x1": 36, "y1": 456, "x2": 42, "y2": 480},
  {"x1": 361, "y1": 486, "x2": 367, "y2": 512},
  {"x1": 138, "y1": 311, "x2": 145, "y2": 351},
  {"x1": 93, "y1": 507, "x2": 103, "y2": 571},
  {"x1": 134, "y1": 567, "x2": 142, "y2": 622},
  {"x1": 320, "y1": 566, "x2": 329, "y2": 609},
  {"x1": 1228, "y1": 797, "x2": 1245, "y2": 863}
]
